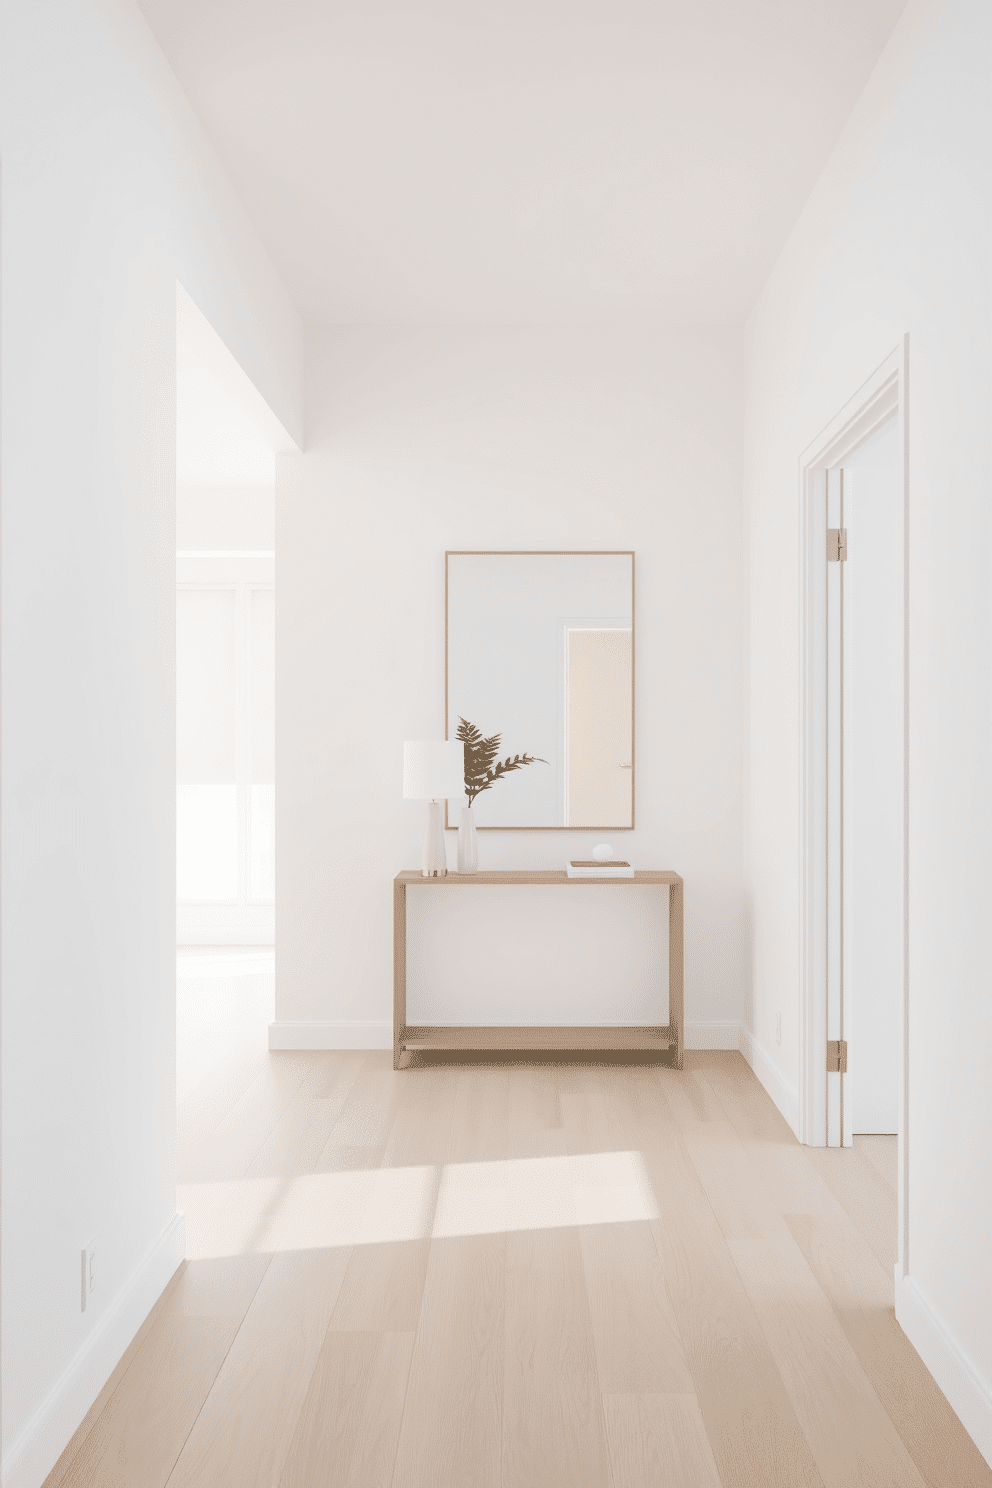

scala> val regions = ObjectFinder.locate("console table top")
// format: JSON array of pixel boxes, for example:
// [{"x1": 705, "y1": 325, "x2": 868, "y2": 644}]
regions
[{"x1": 396, "y1": 869, "x2": 681, "y2": 885}]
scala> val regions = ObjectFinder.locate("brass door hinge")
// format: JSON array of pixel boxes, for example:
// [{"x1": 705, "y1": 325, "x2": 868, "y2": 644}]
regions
[
  {"x1": 827, "y1": 1039, "x2": 848, "y2": 1073},
  {"x1": 827, "y1": 528, "x2": 848, "y2": 562}
]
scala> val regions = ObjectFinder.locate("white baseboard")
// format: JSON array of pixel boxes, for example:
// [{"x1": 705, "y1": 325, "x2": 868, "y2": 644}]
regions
[
  {"x1": 740, "y1": 1026, "x2": 800, "y2": 1135},
  {"x1": 685, "y1": 1019, "x2": 742, "y2": 1050},
  {"x1": 268, "y1": 1019, "x2": 393, "y2": 1050},
  {"x1": 2, "y1": 1211, "x2": 185, "y2": 1488},
  {"x1": 895, "y1": 1271, "x2": 992, "y2": 1469}
]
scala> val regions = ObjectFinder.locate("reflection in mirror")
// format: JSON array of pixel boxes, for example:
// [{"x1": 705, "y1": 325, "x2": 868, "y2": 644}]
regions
[{"x1": 446, "y1": 552, "x2": 634, "y2": 829}]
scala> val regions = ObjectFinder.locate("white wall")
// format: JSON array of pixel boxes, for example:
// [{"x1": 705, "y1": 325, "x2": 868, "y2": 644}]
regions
[
  {"x1": 276, "y1": 326, "x2": 745, "y2": 1047},
  {"x1": 0, "y1": 3, "x2": 301, "y2": 1482},
  {"x1": 405, "y1": 884, "x2": 669, "y2": 1026},
  {"x1": 744, "y1": 0, "x2": 992, "y2": 1459},
  {"x1": 177, "y1": 486, "x2": 276, "y2": 551}
]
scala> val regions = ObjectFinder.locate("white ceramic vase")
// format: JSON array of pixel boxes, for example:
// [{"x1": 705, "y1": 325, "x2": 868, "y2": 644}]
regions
[{"x1": 457, "y1": 805, "x2": 479, "y2": 874}]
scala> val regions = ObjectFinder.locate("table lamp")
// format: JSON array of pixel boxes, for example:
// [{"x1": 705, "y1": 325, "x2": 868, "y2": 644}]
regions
[{"x1": 403, "y1": 740, "x2": 466, "y2": 877}]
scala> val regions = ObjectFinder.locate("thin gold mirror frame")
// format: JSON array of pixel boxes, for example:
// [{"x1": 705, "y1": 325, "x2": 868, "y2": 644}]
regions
[{"x1": 444, "y1": 550, "x2": 635, "y2": 830}]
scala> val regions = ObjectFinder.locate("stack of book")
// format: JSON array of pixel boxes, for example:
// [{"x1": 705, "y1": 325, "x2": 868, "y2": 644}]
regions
[{"x1": 566, "y1": 859, "x2": 634, "y2": 879}]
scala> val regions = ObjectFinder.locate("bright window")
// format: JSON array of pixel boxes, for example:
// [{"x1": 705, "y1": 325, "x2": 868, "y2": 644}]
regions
[{"x1": 177, "y1": 553, "x2": 274, "y2": 935}]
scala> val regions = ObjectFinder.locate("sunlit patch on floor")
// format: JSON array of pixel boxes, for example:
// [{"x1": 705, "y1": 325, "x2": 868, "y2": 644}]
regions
[{"x1": 184, "y1": 1149, "x2": 661, "y2": 1259}]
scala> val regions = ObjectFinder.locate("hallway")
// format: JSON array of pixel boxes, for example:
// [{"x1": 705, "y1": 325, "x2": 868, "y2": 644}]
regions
[{"x1": 44, "y1": 1025, "x2": 988, "y2": 1487}]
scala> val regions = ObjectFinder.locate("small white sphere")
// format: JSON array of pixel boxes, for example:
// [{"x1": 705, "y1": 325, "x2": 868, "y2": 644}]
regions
[{"x1": 592, "y1": 843, "x2": 614, "y2": 861}]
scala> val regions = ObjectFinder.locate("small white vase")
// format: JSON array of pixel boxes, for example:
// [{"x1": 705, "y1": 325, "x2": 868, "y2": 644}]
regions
[{"x1": 457, "y1": 806, "x2": 479, "y2": 874}]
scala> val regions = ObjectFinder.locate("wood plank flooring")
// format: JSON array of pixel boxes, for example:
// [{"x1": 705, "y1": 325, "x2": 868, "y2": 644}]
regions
[{"x1": 46, "y1": 1046, "x2": 991, "y2": 1488}]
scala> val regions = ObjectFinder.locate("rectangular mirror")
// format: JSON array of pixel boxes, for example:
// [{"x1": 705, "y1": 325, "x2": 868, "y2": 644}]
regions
[{"x1": 445, "y1": 551, "x2": 634, "y2": 829}]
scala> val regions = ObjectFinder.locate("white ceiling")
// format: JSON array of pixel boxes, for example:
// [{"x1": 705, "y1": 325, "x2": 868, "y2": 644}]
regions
[{"x1": 142, "y1": 0, "x2": 906, "y2": 325}]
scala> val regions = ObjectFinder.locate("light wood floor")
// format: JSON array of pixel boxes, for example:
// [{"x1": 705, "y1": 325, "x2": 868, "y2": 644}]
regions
[{"x1": 46, "y1": 1043, "x2": 991, "y2": 1488}]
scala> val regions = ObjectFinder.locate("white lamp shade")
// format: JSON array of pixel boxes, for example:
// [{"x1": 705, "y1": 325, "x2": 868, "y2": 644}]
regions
[{"x1": 403, "y1": 740, "x2": 465, "y2": 800}]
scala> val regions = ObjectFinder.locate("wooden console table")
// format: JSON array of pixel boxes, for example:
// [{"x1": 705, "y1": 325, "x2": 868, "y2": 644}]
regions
[{"x1": 393, "y1": 869, "x2": 683, "y2": 1070}]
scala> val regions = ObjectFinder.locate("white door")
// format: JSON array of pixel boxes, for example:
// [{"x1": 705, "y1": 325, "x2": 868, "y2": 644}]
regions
[{"x1": 825, "y1": 415, "x2": 903, "y2": 1142}]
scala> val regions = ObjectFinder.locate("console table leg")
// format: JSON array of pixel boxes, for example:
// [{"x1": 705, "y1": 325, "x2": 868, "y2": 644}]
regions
[
  {"x1": 394, "y1": 879, "x2": 407, "y2": 1071},
  {"x1": 670, "y1": 879, "x2": 684, "y2": 1069}
]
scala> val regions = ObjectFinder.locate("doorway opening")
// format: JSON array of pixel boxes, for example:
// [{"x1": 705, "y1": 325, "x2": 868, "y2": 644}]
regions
[
  {"x1": 798, "y1": 338, "x2": 910, "y2": 1267},
  {"x1": 174, "y1": 285, "x2": 281, "y2": 1115}
]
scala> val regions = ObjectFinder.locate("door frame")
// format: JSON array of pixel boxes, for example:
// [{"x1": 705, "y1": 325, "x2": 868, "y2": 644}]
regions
[{"x1": 797, "y1": 337, "x2": 910, "y2": 1265}]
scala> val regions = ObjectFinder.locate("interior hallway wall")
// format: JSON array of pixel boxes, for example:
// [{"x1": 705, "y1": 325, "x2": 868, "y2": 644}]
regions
[
  {"x1": 744, "y1": 0, "x2": 992, "y2": 1460},
  {"x1": 276, "y1": 326, "x2": 746, "y2": 1047},
  {"x1": 0, "y1": 3, "x2": 301, "y2": 1483}
]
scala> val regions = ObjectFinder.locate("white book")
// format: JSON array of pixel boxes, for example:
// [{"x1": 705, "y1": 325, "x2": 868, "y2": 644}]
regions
[{"x1": 567, "y1": 860, "x2": 635, "y2": 878}]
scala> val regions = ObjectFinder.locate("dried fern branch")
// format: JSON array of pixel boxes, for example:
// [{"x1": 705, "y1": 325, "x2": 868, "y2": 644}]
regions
[{"x1": 456, "y1": 717, "x2": 547, "y2": 806}]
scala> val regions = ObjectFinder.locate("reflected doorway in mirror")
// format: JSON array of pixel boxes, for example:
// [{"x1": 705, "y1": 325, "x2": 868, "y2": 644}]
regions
[{"x1": 566, "y1": 626, "x2": 632, "y2": 826}]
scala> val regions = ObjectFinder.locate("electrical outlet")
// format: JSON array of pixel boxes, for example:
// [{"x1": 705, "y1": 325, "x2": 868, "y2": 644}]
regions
[
  {"x1": 81, "y1": 1237, "x2": 97, "y2": 1312},
  {"x1": 776, "y1": 1010, "x2": 782, "y2": 1046}
]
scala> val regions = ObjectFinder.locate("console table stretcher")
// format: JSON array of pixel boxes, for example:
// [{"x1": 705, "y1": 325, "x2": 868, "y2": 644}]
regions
[{"x1": 393, "y1": 869, "x2": 683, "y2": 1070}]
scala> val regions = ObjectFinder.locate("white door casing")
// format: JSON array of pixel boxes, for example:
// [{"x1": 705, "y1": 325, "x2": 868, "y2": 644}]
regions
[
  {"x1": 798, "y1": 338, "x2": 909, "y2": 1271},
  {"x1": 825, "y1": 464, "x2": 849, "y2": 1146},
  {"x1": 843, "y1": 419, "x2": 903, "y2": 1136}
]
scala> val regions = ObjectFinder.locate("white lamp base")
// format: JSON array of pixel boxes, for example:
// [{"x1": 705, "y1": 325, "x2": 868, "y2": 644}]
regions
[{"x1": 422, "y1": 799, "x2": 448, "y2": 877}]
